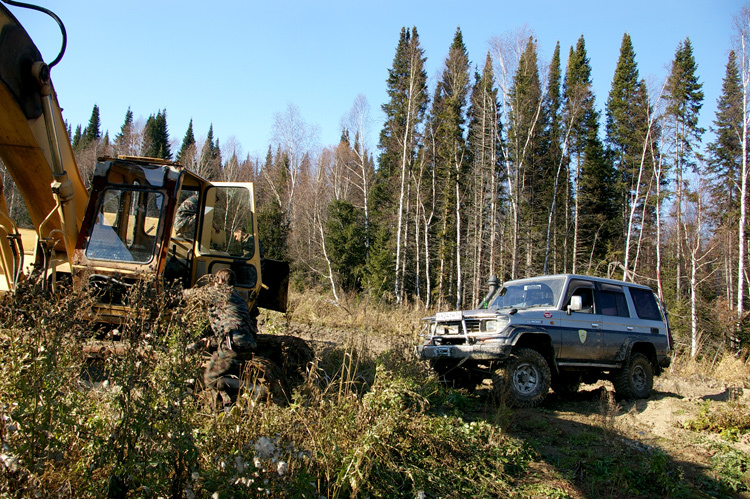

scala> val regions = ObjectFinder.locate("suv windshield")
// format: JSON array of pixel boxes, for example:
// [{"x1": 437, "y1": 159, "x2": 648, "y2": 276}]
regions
[{"x1": 490, "y1": 276, "x2": 566, "y2": 310}]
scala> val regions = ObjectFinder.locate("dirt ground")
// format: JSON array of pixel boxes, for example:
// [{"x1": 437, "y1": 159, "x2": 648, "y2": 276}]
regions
[
  {"x1": 509, "y1": 374, "x2": 750, "y2": 497},
  {"x1": 285, "y1": 320, "x2": 750, "y2": 497}
]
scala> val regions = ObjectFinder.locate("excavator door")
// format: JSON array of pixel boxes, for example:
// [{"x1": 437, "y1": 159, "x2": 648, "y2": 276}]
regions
[{"x1": 190, "y1": 183, "x2": 264, "y2": 307}]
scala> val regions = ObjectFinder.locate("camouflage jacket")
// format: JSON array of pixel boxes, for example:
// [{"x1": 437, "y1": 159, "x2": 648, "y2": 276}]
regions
[
  {"x1": 174, "y1": 194, "x2": 198, "y2": 238},
  {"x1": 185, "y1": 283, "x2": 257, "y2": 351}
]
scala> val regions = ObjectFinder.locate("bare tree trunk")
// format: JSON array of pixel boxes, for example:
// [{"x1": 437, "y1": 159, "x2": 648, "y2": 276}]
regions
[
  {"x1": 489, "y1": 142, "x2": 498, "y2": 278},
  {"x1": 400, "y1": 182, "x2": 412, "y2": 300},
  {"x1": 631, "y1": 174, "x2": 654, "y2": 280},
  {"x1": 394, "y1": 123, "x2": 410, "y2": 302},
  {"x1": 689, "y1": 229, "x2": 700, "y2": 358},
  {"x1": 413, "y1": 172, "x2": 422, "y2": 304},
  {"x1": 455, "y1": 161, "x2": 462, "y2": 309},
  {"x1": 544, "y1": 114, "x2": 575, "y2": 274},
  {"x1": 623, "y1": 82, "x2": 664, "y2": 281},
  {"x1": 655, "y1": 129, "x2": 667, "y2": 302},
  {"x1": 738, "y1": 10, "x2": 750, "y2": 318},
  {"x1": 393, "y1": 50, "x2": 423, "y2": 304},
  {"x1": 318, "y1": 220, "x2": 339, "y2": 303},
  {"x1": 685, "y1": 182, "x2": 716, "y2": 357},
  {"x1": 437, "y1": 214, "x2": 448, "y2": 310},
  {"x1": 423, "y1": 155, "x2": 436, "y2": 310},
  {"x1": 572, "y1": 156, "x2": 581, "y2": 275}
]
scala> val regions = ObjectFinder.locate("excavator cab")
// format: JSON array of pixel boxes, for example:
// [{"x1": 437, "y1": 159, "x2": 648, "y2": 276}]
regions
[
  {"x1": 0, "y1": 2, "x2": 288, "y2": 322},
  {"x1": 70, "y1": 156, "x2": 286, "y2": 324}
]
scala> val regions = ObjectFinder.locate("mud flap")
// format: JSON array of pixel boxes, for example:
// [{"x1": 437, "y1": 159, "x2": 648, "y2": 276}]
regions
[{"x1": 257, "y1": 258, "x2": 289, "y2": 313}]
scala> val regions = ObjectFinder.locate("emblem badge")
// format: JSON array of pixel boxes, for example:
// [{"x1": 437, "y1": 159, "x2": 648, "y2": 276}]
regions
[{"x1": 578, "y1": 329, "x2": 587, "y2": 343}]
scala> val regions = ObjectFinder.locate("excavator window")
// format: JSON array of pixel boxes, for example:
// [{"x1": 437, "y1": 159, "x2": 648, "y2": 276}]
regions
[
  {"x1": 199, "y1": 186, "x2": 255, "y2": 260},
  {"x1": 196, "y1": 185, "x2": 258, "y2": 289},
  {"x1": 85, "y1": 188, "x2": 164, "y2": 263}
]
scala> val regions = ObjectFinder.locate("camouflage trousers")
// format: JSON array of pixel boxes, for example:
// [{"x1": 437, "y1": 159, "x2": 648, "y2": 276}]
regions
[{"x1": 203, "y1": 346, "x2": 253, "y2": 391}]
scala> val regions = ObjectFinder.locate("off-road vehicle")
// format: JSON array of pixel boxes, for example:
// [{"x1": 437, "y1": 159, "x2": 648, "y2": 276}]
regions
[{"x1": 417, "y1": 274, "x2": 672, "y2": 407}]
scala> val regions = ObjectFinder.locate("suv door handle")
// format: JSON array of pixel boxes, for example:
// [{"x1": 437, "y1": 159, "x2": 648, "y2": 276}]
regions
[
  {"x1": 627, "y1": 326, "x2": 634, "y2": 331},
  {"x1": 591, "y1": 323, "x2": 600, "y2": 328}
]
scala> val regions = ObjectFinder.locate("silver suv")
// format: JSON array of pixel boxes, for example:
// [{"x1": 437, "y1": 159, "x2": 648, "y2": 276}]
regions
[{"x1": 416, "y1": 274, "x2": 672, "y2": 407}]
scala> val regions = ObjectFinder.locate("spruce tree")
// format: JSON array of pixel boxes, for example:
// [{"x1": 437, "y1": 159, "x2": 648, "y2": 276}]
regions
[
  {"x1": 374, "y1": 26, "x2": 428, "y2": 302},
  {"x1": 707, "y1": 50, "x2": 744, "y2": 305},
  {"x1": 82, "y1": 104, "x2": 101, "y2": 146},
  {"x1": 540, "y1": 42, "x2": 567, "y2": 273},
  {"x1": 665, "y1": 37, "x2": 704, "y2": 297},
  {"x1": 143, "y1": 110, "x2": 172, "y2": 160},
  {"x1": 114, "y1": 107, "x2": 134, "y2": 155},
  {"x1": 507, "y1": 36, "x2": 544, "y2": 277},
  {"x1": 325, "y1": 199, "x2": 367, "y2": 292},
  {"x1": 176, "y1": 119, "x2": 196, "y2": 164},
  {"x1": 467, "y1": 52, "x2": 504, "y2": 295},
  {"x1": 377, "y1": 26, "x2": 428, "y2": 182},
  {"x1": 564, "y1": 36, "x2": 617, "y2": 272},
  {"x1": 198, "y1": 124, "x2": 221, "y2": 179},
  {"x1": 72, "y1": 124, "x2": 82, "y2": 150},
  {"x1": 707, "y1": 50, "x2": 742, "y2": 225},
  {"x1": 431, "y1": 27, "x2": 470, "y2": 308},
  {"x1": 605, "y1": 33, "x2": 655, "y2": 275}
]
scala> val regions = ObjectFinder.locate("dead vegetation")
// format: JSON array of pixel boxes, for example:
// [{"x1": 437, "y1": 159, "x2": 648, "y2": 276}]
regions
[{"x1": 0, "y1": 284, "x2": 748, "y2": 498}]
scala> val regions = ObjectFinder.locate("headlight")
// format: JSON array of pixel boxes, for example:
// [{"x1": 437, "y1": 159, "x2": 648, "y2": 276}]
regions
[{"x1": 484, "y1": 317, "x2": 509, "y2": 333}]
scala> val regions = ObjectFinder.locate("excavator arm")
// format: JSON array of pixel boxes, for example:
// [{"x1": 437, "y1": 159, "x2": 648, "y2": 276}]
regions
[{"x1": 0, "y1": 1, "x2": 89, "y2": 290}]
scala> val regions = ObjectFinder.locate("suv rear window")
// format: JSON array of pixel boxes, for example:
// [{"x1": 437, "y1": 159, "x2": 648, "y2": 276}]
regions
[
  {"x1": 629, "y1": 287, "x2": 662, "y2": 321},
  {"x1": 595, "y1": 290, "x2": 629, "y2": 317}
]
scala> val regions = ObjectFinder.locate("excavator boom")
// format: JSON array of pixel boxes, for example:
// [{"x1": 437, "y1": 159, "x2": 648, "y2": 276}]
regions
[{"x1": 0, "y1": 2, "x2": 88, "y2": 291}]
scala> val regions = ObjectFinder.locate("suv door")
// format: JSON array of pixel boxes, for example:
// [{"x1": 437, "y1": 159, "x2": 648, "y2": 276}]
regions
[
  {"x1": 558, "y1": 279, "x2": 604, "y2": 362},
  {"x1": 594, "y1": 282, "x2": 635, "y2": 362}
]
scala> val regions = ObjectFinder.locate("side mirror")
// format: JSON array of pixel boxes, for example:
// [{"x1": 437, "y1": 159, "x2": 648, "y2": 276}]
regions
[{"x1": 567, "y1": 295, "x2": 582, "y2": 315}]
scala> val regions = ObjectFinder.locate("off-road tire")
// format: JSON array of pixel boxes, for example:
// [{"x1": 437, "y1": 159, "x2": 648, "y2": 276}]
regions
[
  {"x1": 613, "y1": 352, "x2": 653, "y2": 400},
  {"x1": 493, "y1": 348, "x2": 551, "y2": 408}
]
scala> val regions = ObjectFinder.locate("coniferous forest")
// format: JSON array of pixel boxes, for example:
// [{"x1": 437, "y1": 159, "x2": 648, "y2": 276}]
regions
[{"x1": 3, "y1": 10, "x2": 750, "y2": 361}]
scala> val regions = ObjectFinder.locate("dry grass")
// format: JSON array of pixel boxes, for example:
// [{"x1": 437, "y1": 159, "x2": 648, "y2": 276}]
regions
[
  {"x1": 0, "y1": 282, "x2": 536, "y2": 498},
  {"x1": 670, "y1": 348, "x2": 750, "y2": 388},
  {"x1": 287, "y1": 288, "x2": 425, "y2": 336},
  {"x1": 2, "y1": 281, "x2": 749, "y2": 498}
]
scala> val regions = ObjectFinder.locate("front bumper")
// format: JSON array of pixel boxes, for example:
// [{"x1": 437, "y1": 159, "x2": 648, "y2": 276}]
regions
[{"x1": 416, "y1": 342, "x2": 513, "y2": 361}]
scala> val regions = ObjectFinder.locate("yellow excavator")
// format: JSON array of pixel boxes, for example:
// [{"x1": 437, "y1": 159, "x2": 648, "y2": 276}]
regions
[
  {"x1": 0, "y1": 1, "x2": 311, "y2": 405},
  {"x1": 0, "y1": 1, "x2": 289, "y2": 318}
]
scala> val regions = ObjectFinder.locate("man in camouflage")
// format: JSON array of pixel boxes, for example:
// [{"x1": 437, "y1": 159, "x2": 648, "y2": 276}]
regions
[
  {"x1": 174, "y1": 193, "x2": 198, "y2": 238},
  {"x1": 185, "y1": 268, "x2": 258, "y2": 406}
]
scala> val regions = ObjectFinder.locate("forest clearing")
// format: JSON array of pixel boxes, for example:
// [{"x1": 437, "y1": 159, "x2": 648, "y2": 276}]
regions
[
  {"x1": 1, "y1": 2, "x2": 750, "y2": 497},
  {"x1": 0, "y1": 284, "x2": 748, "y2": 498}
]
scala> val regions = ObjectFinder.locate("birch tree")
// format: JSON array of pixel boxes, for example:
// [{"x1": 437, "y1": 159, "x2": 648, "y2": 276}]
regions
[
  {"x1": 271, "y1": 104, "x2": 320, "y2": 229},
  {"x1": 683, "y1": 178, "x2": 717, "y2": 357},
  {"x1": 490, "y1": 27, "x2": 542, "y2": 280},
  {"x1": 467, "y1": 52, "x2": 503, "y2": 304},
  {"x1": 341, "y1": 94, "x2": 375, "y2": 256},
  {"x1": 731, "y1": 7, "x2": 750, "y2": 319},
  {"x1": 664, "y1": 38, "x2": 704, "y2": 298},
  {"x1": 431, "y1": 28, "x2": 470, "y2": 309},
  {"x1": 377, "y1": 27, "x2": 428, "y2": 303},
  {"x1": 707, "y1": 51, "x2": 743, "y2": 306}
]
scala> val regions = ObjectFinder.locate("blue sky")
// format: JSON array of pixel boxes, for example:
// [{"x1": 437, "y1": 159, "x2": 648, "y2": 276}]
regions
[{"x1": 9, "y1": 0, "x2": 743, "y2": 161}]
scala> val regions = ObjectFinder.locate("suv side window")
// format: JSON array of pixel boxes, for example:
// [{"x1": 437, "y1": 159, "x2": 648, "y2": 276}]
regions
[
  {"x1": 564, "y1": 280, "x2": 595, "y2": 313},
  {"x1": 595, "y1": 290, "x2": 630, "y2": 317},
  {"x1": 629, "y1": 287, "x2": 662, "y2": 321}
]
